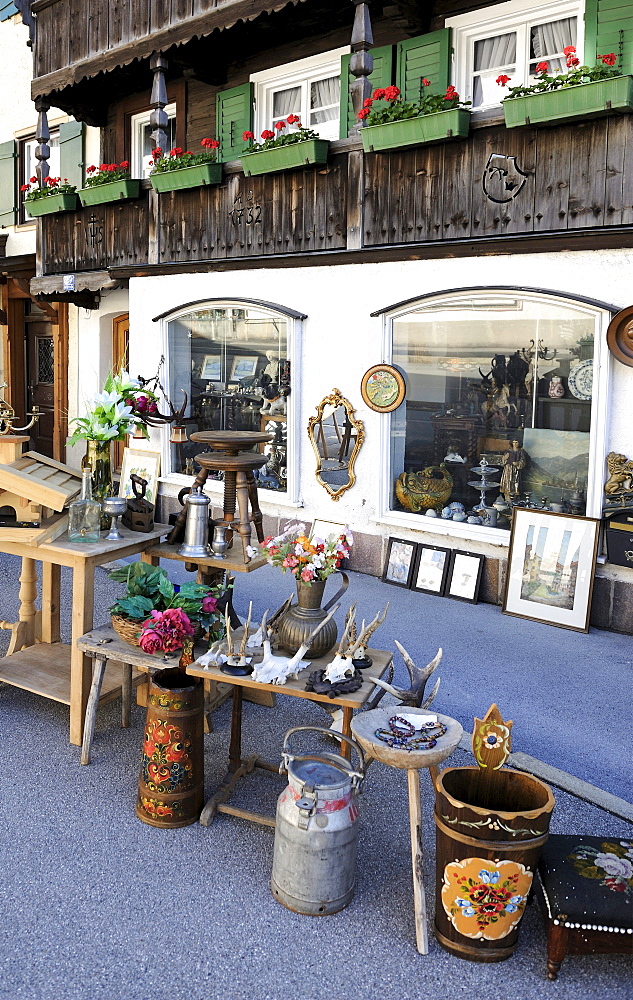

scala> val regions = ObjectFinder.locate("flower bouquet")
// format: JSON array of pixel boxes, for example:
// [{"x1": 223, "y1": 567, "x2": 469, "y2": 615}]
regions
[
  {"x1": 240, "y1": 116, "x2": 329, "y2": 176},
  {"x1": 21, "y1": 175, "x2": 78, "y2": 216},
  {"x1": 108, "y1": 561, "x2": 224, "y2": 652},
  {"x1": 259, "y1": 521, "x2": 352, "y2": 585},
  {"x1": 78, "y1": 160, "x2": 140, "y2": 206},
  {"x1": 500, "y1": 47, "x2": 633, "y2": 127},
  {"x1": 68, "y1": 369, "x2": 158, "y2": 446},
  {"x1": 149, "y1": 139, "x2": 223, "y2": 192},
  {"x1": 359, "y1": 82, "x2": 471, "y2": 152}
]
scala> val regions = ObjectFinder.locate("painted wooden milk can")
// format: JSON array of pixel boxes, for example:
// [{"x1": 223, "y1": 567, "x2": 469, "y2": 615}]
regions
[
  {"x1": 271, "y1": 726, "x2": 365, "y2": 915},
  {"x1": 434, "y1": 705, "x2": 555, "y2": 961},
  {"x1": 136, "y1": 668, "x2": 204, "y2": 828}
]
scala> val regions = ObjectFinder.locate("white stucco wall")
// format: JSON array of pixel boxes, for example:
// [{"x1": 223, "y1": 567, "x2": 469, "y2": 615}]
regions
[{"x1": 71, "y1": 246, "x2": 633, "y2": 580}]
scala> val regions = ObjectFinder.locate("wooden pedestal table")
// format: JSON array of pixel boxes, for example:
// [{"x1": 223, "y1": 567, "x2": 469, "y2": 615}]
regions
[
  {"x1": 186, "y1": 648, "x2": 393, "y2": 829},
  {"x1": 0, "y1": 523, "x2": 169, "y2": 746},
  {"x1": 351, "y1": 707, "x2": 463, "y2": 955}
]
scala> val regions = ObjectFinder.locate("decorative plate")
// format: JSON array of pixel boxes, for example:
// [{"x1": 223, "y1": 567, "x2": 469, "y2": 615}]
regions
[
  {"x1": 361, "y1": 365, "x2": 406, "y2": 412},
  {"x1": 606, "y1": 305, "x2": 633, "y2": 367},
  {"x1": 567, "y1": 359, "x2": 593, "y2": 400}
]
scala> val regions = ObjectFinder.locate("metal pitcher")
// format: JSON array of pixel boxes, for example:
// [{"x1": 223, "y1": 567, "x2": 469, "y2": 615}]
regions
[{"x1": 271, "y1": 726, "x2": 365, "y2": 915}]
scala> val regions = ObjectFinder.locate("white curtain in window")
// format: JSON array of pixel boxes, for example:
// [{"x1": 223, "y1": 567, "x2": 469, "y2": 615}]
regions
[
  {"x1": 310, "y1": 75, "x2": 340, "y2": 123},
  {"x1": 531, "y1": 17, "x2": 576, "y2": 58},
  {"x1": 473, "y1": 32, "x2": 517, "y2": 105},
  {"x1": 273, "y1": 86, "x2": 301, "y2": 124}
]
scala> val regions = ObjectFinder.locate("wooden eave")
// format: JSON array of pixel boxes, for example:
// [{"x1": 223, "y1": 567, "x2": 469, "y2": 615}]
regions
[{"x1": 31, "y1": 0, "x2": 309, "y2": 101}]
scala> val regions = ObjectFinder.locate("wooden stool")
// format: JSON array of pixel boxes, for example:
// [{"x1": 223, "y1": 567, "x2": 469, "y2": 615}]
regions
[
  {"x1": 351, "y1": 707, "x2": 463, "y2": 954},
  {"x1": 536, "y1": 833, "x2": 633, "y2": 979}
]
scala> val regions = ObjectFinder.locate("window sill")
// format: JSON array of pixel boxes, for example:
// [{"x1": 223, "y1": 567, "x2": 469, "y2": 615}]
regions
[{"x1": 373, "y1": 509, "x2": 511, "y2": 548}]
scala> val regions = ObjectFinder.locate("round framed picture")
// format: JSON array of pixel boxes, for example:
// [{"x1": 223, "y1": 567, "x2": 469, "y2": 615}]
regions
[{"x1": 361, "y1": 364, "x2": 406, "y2": 412}]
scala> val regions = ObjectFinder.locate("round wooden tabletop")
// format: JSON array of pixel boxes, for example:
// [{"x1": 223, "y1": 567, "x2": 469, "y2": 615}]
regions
[
  {"x1": 190, "y1": 430, "x2": 274, "y2": 451},
  {"x1": 351, "y1": 707, "x2": 463, "y2": 770}
]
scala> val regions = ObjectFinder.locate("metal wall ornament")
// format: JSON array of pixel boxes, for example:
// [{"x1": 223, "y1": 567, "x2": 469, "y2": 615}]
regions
[
  {"x1": 360, "y1": 364, "x2": 406, "y2": 412},
  {"x1": 606, "y1": 305, "x2": 633, "y2": 367},
  {"x1": 308, "y1": 388, "x2": 364, "y2": 501}
]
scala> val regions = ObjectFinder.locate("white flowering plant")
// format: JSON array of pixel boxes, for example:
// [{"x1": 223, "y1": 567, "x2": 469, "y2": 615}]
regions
[
  {"x1": 68, "y1": 369, "x2": 159, "y2": 444},
  {"x1": 259, "y1": 521, "x2": 352, "y2": 585}
]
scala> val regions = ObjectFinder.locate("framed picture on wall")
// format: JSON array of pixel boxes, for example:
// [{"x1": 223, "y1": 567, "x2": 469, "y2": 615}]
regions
[
  {"x1": 503, "y1": 509, "x2": 600, "y2": 632},
  {"x1": 411, "y1": 544, "x2": 451, "y2": 595},
  {"x1": 230, "y1": 355, "x2": 259, "y2": 381},
  {"x1": 118, "y1": 448, "x2": 161, "y2": 505},
  {"x1": 311, "y1": 520, "x2": 347, "y2": 542},
  {"x1": 383, "y1": 537, "x2": 417, "y2": 588},
  {"x1": 200, "y1": 355, "x2": 222, "y2": 380},
  {"x1": 446, "y1": 550, "x2": 485, "y2": 604}
]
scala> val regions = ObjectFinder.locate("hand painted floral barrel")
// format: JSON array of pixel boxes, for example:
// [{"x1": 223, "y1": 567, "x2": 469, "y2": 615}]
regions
[
  {"x1": 434, "y1": 766, "x2": 555, "y2": 961},
  {"x1": 136, "y1": 668, "x2": 204, "y2": 828}
]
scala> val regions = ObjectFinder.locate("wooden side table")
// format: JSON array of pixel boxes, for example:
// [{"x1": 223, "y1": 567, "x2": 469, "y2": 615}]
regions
[
  {"x1": 351, "y1": 707, "x2": 463, "y2": 955},
  {"x1": 0, "y1": 523, "x2": 169, "y2": 745}
]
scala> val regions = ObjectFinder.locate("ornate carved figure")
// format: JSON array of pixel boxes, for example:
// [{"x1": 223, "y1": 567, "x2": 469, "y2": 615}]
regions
[
  {"x1": 500, "y1": 440, "x2": 528, "y2": 500},
  {"x1": 604, "y1": 452, "x2": 633, "y2": 496},
  {"x1": 395, "y1": 464, "x2": 453, "y2": 513}
]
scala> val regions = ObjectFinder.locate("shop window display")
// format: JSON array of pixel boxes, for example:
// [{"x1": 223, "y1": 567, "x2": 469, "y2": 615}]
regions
[
  {"x1": 390, "y1": 292, "x2": 598, "y2": 530},
  {"x1": 167, "y1": 305, "x2": 289, "y2": 492}
]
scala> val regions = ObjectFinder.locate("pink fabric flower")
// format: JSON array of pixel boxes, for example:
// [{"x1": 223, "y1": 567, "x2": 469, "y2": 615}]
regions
[
  {"x1": 201, "y1": 594, "x2": 218, "y2": 613},
  {"x1": 301, "y1": 568, "x2": 314, "y2": 582},
  {"x1": 139, "y1": 629, "x2": 163, "y2": 654}
]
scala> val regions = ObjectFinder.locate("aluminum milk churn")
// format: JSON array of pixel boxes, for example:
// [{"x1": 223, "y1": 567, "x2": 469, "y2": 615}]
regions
[{"x1": 271, "y1": 726, "x2": 365, "y2": 915}]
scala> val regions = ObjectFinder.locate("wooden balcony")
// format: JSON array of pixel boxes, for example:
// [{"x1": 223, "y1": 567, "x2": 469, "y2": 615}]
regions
[{"x1": 37, "y1": 115, "x2": 633, "y2": 279}]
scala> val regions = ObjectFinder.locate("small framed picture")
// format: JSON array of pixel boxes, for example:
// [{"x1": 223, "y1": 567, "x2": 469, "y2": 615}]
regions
[
  {"x1": 230, "y1": 355, "x2": 259, "y2": 381},
  {"x1": 503, "y1": 508, "x2": 600, "y2": 632},
  {"x1": 311, "y1": 519, "x2": 347, "y2": 543},
  {"x1": 200, "y1": 354, "x2": 222, "y2": 380},
  {"x1": 446, "y1": 550, "x2": 485, "y2": 604},
  {"x1": 118, "y1": 448, "x2": 161, "y2": 505},
  {"x1": 383, "y1": 537, "x2": 417, "y2": 588},
  {"x1": 412, "y1": 544, "x2": 451, "y2": 595},
  {"x1": 361, "y1": 364, "x2": 406, "y2": 412}
]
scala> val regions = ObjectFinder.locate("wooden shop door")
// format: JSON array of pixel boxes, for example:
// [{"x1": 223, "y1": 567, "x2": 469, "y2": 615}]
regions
[{"x1": 25, "y1": 302, "x2": 55, "y2": 457}]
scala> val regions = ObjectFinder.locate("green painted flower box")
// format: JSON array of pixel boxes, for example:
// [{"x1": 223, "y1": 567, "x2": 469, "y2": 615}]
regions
[
  {"x1": 150, "y1": 162, "x2": 223, "y2": 192},
  {"x1": 503, "y1": 75, "x2": 633, "y2": 128},
  {"x1": 240, "y1": 139, "x2": 329, "y2": 177},
  {"x1": 26, "y1": 193, "x2": 78, "y2": 216},
  {"x1": 78, "y1": 179, "x2": 141, "y2": 206},
  {"x1": 361, "y1": 108, "x2": 471, "y2": 153}
]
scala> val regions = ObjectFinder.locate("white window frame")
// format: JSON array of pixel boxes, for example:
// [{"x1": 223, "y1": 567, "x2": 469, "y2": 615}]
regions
[
  {"x1": 159, "y1": 302, "x2": 303, "y2": 507},
  {"x1": 447, "y1": 0, "x2": 584, "y2": 110},
  {"x1": 376, "y1": 289, "x2": 611, "y2": 547},
  {"x1": 130, "y1": 102, "x2": 176, "y2": 178},
  {"x1": 251, "y1": 47, "x2": 350, "y2": 142}
]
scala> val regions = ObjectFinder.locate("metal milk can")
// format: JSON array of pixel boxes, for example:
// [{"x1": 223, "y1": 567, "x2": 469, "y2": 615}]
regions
[
  {"x1": 271, "y1": 726, "x2": 365, "y2": 916},
  {"x1": 177, "y1": 485, "x2": 211, "y2": 558}
]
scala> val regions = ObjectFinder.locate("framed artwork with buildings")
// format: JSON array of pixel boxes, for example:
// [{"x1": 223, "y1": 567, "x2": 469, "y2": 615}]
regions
[
  {"x1": 503, "y1": 509, "x2": 600, "y2": 632},
  {"x1": 383, "y1": 537, "x2": 416, "y2": 588},
  {"x1": 445, "y1": 550, "x2": 484, "y2": 604}
]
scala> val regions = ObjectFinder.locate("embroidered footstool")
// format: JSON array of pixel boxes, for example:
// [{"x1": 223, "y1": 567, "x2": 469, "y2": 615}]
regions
[{"x1": 537, "y1": 834, "x2": 633, "y2": 979}]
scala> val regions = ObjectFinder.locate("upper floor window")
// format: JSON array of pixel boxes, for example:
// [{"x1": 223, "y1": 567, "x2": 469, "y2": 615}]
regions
[
  {"x1": 251, "y1": 48, "x2": 349, "y2": 141},
  {"x1": 448, "y1": 0, "x2": 582, "y2": 109},
  {"x1": 20, "y1": 131, "x2": 60, "y2": 223},
  {"x1": 130, "y1": 103, "x2": 176, "y2": 178}
]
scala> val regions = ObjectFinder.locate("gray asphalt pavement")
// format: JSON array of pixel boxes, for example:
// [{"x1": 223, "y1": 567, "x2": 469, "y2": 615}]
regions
[{"x1": 0, "y1": 554, "x2": 631, "y2": 999}]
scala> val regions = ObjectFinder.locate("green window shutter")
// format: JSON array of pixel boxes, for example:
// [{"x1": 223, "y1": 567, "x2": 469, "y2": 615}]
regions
[
  {"x1": 339, "y1": 45, "x2": 394, "y2": 138},
  {"x1": 589, "y1": 0, "x2": 633, "y2": 75},
  {"x1": 0, "y1": 3, "x2": 19, "y2": 22},
  {"x1": 396, "y1": 28, "x2": 451, "y2": 102},
  {"x1": 0, "y1": 139, "x2": 17, "y2": 229},
  {"x1": 59, "y1": 121, "x2": 84, "y2": 190},
  {"x1": 216, "y1": 83, "x2": 254, "y2": 162}
]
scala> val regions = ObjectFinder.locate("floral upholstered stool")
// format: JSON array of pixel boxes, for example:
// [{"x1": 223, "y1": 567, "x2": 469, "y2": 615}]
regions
[{"x1": 537, "y1": 834, "x2": 633, "y2": 979}]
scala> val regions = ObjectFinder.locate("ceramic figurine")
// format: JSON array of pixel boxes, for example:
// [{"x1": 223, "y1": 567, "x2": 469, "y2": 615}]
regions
[
  {"x1": 500, "y1": 440, "x2": 528, "y2": 501},
  {"x1": 548, "y1": 375, "x2": 565, "y2": 398},
  {"x1": 395, "y1": 464, "x2": 453, "y2": 513}
]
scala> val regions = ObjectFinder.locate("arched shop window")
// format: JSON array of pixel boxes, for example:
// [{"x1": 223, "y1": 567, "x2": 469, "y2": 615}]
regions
[
  {"x1": 385, "y1": 289, "x2": 610, "y2": 535},
  {"x1": 163, "y1": 300, "x2": 302, "y2": 496}
]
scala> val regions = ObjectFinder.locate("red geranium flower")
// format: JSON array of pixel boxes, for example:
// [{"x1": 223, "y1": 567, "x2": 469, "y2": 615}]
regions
[
  {"x1": 152, "y1": 147, "x2": 163, "y2": 157},
  {"x1": 29, "y1": 175, "x2": 37, "y2": 182},
  {"x1": 563, "y1": 45, "x2": 576, "y2": 56},
  {"x1": 119, "y1": 160, "x2": 129, "y2": 170},
  {"x1": 274, "y1": 121, "x2": 285, "y2": 130},
  {"x1": 496, "y1": 74, "x2": 511, "y2": 86},
  {"x1": 286, "y1": 114, "x2": 300, "y2": 125},
  {"x1": 363, "y1": 97, "x2": 374, "y2": 108},
  {"x1": 372, "y1": 88, "x2": 386, "y2": 100},
  {"x1": 422, "y1": 78, "x2": 431, "y2": 87},
  {"x1": 242, "y1": 131, "x2": 254, "y2": 141},
  {"x1": 599, "y1": 52, "x2": 617, "y2": 66},
  {"x1": 445, "y1": 85, "x2": 458, "y2": 99},
  {"x1": 20, "y1": 184, "x2": 29, "y2": 191},
  {"x1": 566, "y1": 55, "x2": 580, "y2": 67},
  {"x1": 357, "y1": 108, "x2": 370, "y2": 120},
  {"x1": 261, "y1": 130, "x2": 275, "y2": 140},
  {"x1": 535, "y1": 61, "x2": 549, "y2": 74},
  {"x1": 169, "y1": 147, "x2": 183, "y2": 157},
  {"x1": 384, "y1": 85, "x2": 401, "y2": 101}
]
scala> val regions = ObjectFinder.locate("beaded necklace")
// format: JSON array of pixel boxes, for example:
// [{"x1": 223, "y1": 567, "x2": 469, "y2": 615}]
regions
[{"x1": 375, "y1": 714, "x2": 447, "y2": 751}]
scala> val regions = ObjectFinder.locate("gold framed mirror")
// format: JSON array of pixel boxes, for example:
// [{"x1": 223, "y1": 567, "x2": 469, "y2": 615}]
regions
[{"x1": 307, "y1": 387, "x2": 365, "y2": 501}]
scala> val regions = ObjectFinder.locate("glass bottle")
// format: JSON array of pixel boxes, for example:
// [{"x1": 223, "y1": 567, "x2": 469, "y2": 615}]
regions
[{"x1": 68, "y1": 468, "x2": 102, "y2": 543}]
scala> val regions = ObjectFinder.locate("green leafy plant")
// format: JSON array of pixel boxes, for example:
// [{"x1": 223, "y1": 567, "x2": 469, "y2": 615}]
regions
[
  {"x1": 150, "y1": 138, "x2": 220, "y2": 173},
  {"x1": 21, "y1": 176, "x2": 76, "y2": 201},
  {"x1": 84, "y1": 161, "x2": 131, "y2": 186},
  {"x1": 242, "y1": 115, "x2": 320, "y2": 151},
  {"x1": 108, "y1": 561, "x2": 223, "y2": 631},
  {"x1": 358, "y1": 82, "x2": 471, "y2": 126},
  {"x1": 498, "y1": 47, "x2": 621, "y2": 99}
]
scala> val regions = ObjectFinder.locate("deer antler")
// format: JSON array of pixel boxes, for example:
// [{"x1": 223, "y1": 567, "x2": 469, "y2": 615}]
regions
[
  {"x1": 224, "y1": 609, "x2": 234, "y2": 657},
  {"x1": 268, "y1": 596, "x2": 292, "y2": 629},
  {"x1": 336, "y1": 603, "x2": 357, "y2": 655},
  {"x1": 238, "y1": 601, "x2": 253, "y2": 657},
  {"x1": 348, "y1": 603, "x2": 389, "y2": 658},
  {"x1": 143, "y1": 389, "x2": 189, "y2": 426},
  {"x1": 370, "y1": 644, "x2": 442, "y2": 707}
]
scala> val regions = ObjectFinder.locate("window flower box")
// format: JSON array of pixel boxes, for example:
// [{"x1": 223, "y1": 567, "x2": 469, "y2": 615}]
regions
[
  {"x1": 503, "y1": 75, "x2": 633, "y2": 128},
  {"x1": 240, "y1": 138, "x2": 329, "y2": 177},
  {"x1": 78, "y1": 179, "x2": 140, "y2": 207},
  {"x1": 361, "y1": 108, "x2": 471, "y2": 152},
  {"x1": 26, "y1": 192, "x2": 78, "y2": 216},
  {"x1": 150, "y1": 162, "x2": 223, "y2": 192}
]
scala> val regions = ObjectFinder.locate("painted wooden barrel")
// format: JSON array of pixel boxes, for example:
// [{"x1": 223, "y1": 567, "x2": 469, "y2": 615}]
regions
[
  {"x1": 434, "y1": 766, "x2": 555, "y2": 962},
  {"x1": 136, "y1": 668, "x2": 204, "y2": 828}
]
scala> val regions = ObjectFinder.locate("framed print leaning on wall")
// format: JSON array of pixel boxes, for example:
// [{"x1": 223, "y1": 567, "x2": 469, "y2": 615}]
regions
[
  {"x1": 503, "y1": 509, "x2": 600, "y2": 632},
  {"x1": 118, "y1": 449, "x2": 161, "y2": 505},
  {"x1": 446, "y1": 550, "x2": 484, "y2": 604},
  {"x1": 383, "y1": 537, "x2": 416, "y2": 588},
  {"x1": 411, "y1": 544, "x2": 451, "y2": 595}
]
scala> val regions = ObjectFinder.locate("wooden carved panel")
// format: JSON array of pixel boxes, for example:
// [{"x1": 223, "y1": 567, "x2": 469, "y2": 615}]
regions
[{"x1": 41, "y1": 195, "x2": 151, "y2": 274}]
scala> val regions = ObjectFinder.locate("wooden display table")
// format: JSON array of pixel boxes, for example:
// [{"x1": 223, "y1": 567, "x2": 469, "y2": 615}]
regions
[
  {"x1": 186, "y1": 649, "x2": 394, "y2": 828},
  {"x1": 351, "y1": 706, "x2": 463, "y2": 955},
  {"x1": 0, "y1": 523, "x2": 169, "y2": 745}
]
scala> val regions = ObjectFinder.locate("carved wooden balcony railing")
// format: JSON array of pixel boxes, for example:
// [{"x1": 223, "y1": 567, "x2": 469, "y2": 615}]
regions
[{"x1": 38, "y1": 116, "x2": 633, "y2": 277}]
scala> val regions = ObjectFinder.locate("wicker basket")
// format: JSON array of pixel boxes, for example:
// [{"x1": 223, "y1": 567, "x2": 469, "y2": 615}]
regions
[{"x1": 111, "y1": 614, "x2": 143, "y2": 646}]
